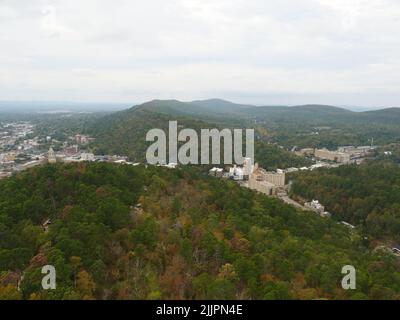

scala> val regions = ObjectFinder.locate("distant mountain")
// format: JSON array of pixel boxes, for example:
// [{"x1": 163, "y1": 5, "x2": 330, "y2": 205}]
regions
[
  {"x1": 122, "y1": 99, "x2": 356, "y2": 123},
  {"x1": 246, "y1": 104, "x2": 353, "y2": 122},
  {"x1": 88, "y1": 99, "x2": 400, "y2": 160},
  {"x1": 360, "y1": 108, "x2": 400, "y2": 124},
  {"x1": 88, "y1": 99, "x2": 310, "y2": 166},
  {"x1": 289, "y1": 104, "x2": 353, "y2": 114},
  {"x1": 89, "y1": 100, "x2": 226, "y2": 161},
  {"x1": 133, "y1": 99, "x2": 203, "y2": 116},
  {"x1": 130, "y1": 99, "x2": 253, "y2": 123},
  {"x1": 190, "y1": 98, "x2": 254, "y2": 113}
]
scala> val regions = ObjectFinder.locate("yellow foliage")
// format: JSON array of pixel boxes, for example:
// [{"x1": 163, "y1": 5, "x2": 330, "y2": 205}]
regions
[{"x1": 0, "y1": 284, "x2": 21, "y2": 300}]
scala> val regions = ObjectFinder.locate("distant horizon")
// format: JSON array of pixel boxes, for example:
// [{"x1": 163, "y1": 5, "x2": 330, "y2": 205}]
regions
[{"x1": 0, "y1": 98, "x2": 397, "y2": 113}]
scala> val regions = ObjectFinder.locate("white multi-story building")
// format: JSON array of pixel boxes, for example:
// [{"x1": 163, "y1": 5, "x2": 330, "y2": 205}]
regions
[
  {"x1": 248, "y1": 178, "x2": 275, "y2": 196},
  {"x1": 265, "y1": 171, "x2": 286, "y2": 187},
  {"x1": 315, "y1": 148, "x2": 350, "y2": 164},
  {"x1": 248, "y1": 167, "x2": 286, "y2": 195},
  {"x1": 47, "y1": 147, "x2": 56, "y2": 164},
  {"x1": 80, "y1": 153, "x2": 95, "y2": 161},
  {"x1": 233, "y1": 166, "x2": 244, "y2": 180},
  {"x1": 243, "y1": 157, "x2": 254, "y2": 177}
]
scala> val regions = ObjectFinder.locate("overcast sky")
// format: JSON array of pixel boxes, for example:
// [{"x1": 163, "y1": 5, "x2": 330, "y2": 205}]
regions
[{"x1": 1, "y1": 0, "x2": 400, "y2": 107}]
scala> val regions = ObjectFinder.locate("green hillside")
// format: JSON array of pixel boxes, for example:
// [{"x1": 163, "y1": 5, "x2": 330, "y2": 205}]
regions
[
  {"x1": 1, "y1": 163, "x2": 399, "y2": 300},
  {"x1": 89, "y1": 106, "x2": 226, "y2": 162},
  {"x1": 88, "y1": 100, "x2": 400, "y2": 160},
  {"x1": 290, "y1": 161, "x2": 400, "y2": 242},
  {"x1": 88, "y1": 100, "x2": 310, "y2": 168}
]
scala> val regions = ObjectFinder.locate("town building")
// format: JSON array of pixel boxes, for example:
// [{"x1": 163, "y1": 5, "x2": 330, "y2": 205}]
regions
[
  {"x1": 304, "y1": 199, "x2": 331, "y2": 217},
  {"x1": 265, "y1": 170, "x2": 286, "y2": 187},
  {"x1": 338, "y1": 146, "x2": 374, "y2": 159},
  {"x1": 248, "y1": 177, "x2": 276, "y2": 196},
  {"x1": 75, "y1": 134, "x2": 92, "y2": 145},
  {"x1": 243, "y1": 157, "x2": 254, "y2": 178},
  {"x1": 296, "y1": 148, "x2": 315, "y2": 157},
  {"x1": 305, "y1": 200, "x2": 325, "y2": 213},
  {"x1": 80, "y1": 153, "x2": 95, "y2": 161},
  {"x1": 64, "y1": 145, "x2": 79, "y2": 156},
  {"x1": 315, "y1": 148, "x2": 351, "y2": 164},
  {"x1": 233, "y1": 166, "x2": 244, "y2": 180},
  {"x1": 47, "y1": 147, "x2": 57, "y2": 164},
  {"x1": 247, "y1": 167, "x2": 286, "y2": 195},
  {"x1": 209, "y1": 167, "x2": 224, "y2": 177},
  {"x1": 0, "y1": 152, "x2": 16, "y2": 163}
]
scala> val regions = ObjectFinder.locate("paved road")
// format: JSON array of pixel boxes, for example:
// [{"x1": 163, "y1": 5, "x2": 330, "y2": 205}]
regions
[{"x1": 278, "y1": 195, "x2": 307, "y2": 210}]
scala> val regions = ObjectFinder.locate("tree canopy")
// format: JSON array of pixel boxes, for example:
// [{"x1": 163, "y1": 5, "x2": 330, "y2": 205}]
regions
[{"x1": 0, "y1": 163, "x2": 399, "y2": 300}]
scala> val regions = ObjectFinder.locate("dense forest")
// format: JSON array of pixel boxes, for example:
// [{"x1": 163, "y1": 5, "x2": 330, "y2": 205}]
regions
[
  {"x1": 290, "y1": 161, "x2": 400, "y2": 243},
  {"x1": 89, "y1": 108, "x2": 223, "y2": 161},
  {"x1": 1, "y1": 163, "x2": 400, "y2": 300},
  {"x1": 255, "y1": 142, "x2": 311, "y2": 170},
  {"x1": 33, "y1": 113, "x2": 105, "y2": 142},
  {"x1": 246, "y1": 104, "x2": 400, "y2": 148},
  {"x1": 88, "y1": 105, "x2": 310, "y2": 169},
  {"x1": 86, "y1": 100, "x2": 400, "y2": 164}
]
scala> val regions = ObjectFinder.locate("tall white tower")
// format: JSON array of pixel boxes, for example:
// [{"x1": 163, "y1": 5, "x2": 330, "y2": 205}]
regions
[
  {"x1": 243, "y1": 157, "x2": 253, "y2": 176},
  {"x1": 47, "y1": 147, "x2": 56, "y2": 164}
]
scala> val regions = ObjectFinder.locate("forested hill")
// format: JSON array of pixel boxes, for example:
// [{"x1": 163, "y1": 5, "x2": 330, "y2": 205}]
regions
[
  {"x1": 88, "y1": 99, "x2": 400, "y2": 161},
  {"x1": 88, "y1": 100, "x2": 311, "y2": 169},
  {"x1": 88, "y1": 105, "x2": 227, "y2": 161},
  {"x1": 1, "y1": 162, "x2": 400, "y2": 300},
  {"x1": 290, "y1": 161, "x2": 400, "y2": 242}
]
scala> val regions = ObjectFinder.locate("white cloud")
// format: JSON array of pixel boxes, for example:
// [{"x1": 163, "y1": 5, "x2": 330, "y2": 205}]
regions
[
  {"x1": 41, "y1": 5, "x2": 73, "y2": 38},
  {"x1": 72, "y1": 68, "x2": 96, "y2": 77},
  {"x1": 0, "y1": 0, "x2": 399, "y2": 107},
  {"x1": 0, "y1": 4, "x2": 18, "y2": 19}
]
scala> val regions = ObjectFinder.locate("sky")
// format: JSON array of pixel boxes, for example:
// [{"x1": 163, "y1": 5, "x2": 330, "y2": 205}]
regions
[{"x1": 1, "y1": 0, "x2": 400, "y2": 108}]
